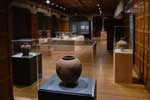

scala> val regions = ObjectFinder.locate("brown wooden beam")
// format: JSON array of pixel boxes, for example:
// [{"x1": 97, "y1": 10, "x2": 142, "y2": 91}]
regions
[{"x1": 0, "y1": 0, "x2": 14, "y2": 100}]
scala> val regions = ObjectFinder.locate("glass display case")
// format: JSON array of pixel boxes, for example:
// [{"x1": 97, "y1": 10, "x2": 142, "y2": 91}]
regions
[
  {"x1": 38, "y1": 30, "x2": 51, "y2": 38},
  {"x1": 12, "y1": 39, "x2": 96, "y2": 99},
  {"x1": 36, "y1": 39, "x2": 96, "y2": 100},
  {"x1": 12, "y1": 38, "x2": 38, "y2": 54},
  {"x1": 36, "y1": 39, "x2": 96, "y2": 78},
  {"x1": 54, "y1": 31, "x2": 85, "y2": 41},
  {"x1": 114, "y1": 26, "x2": 133, "y2": 49},
  {"x1": 113, "y1": 26, "x2": 133, "y2": 84},
  {"x1": 12, "y1": 45, "x2": 42, "y2": 99}
]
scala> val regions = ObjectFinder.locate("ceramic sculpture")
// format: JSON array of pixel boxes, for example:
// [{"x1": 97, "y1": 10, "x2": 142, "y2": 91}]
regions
[
  {"x1": 56, "y1": 56, "x2": 82, "y2": 87},
  {"x1": 20, "y1": 43, "x2": 31, "y2": 56},
  {"x1": 116, "y1": 37, "x2": 127, "y2": 50}
]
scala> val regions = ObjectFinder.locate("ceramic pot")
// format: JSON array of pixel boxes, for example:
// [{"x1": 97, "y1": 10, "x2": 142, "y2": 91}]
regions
[
  {"x1": 56, "y1": 56, "x2": 82, "y2": 86},
  {"x1": 20, "y1": 43, "x2": 31, "y2": 56},
  {"x1": 116, "y1": 38, "x2": 127, "y2": 49}
]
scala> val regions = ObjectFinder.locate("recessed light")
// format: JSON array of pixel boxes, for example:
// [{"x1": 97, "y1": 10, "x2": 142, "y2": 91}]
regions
[
  {"x1": 46, "y1": 0, "x2": 50, "y2": 4},
  {"x1": 56, "y1": 5, "x2": 59, "y2": 7},
  {"x1": 97, "y1": 4, "x2": 100, "y2": 7},
  {"x1": 51, "y1": 2, "x2": 54, "y2": 5},
  {"x1": 60, "y1": 6, "x2": 63, "y2": 9}
]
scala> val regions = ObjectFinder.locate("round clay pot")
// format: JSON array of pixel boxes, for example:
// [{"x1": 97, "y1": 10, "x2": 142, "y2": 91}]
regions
[
  {"x1": 56, "y1": 56, "x2": 82, "y2": 86},
  {"x1": 20, "y1": 43, "x2": 31, "y2": 56},
  {"x1": 116, "y1": 38, "x2": 127, "y2": 49}
]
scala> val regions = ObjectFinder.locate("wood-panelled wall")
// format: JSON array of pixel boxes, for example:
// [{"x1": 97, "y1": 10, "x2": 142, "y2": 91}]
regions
[
  {"x1": 0, "y1": 0, "x2": 14, "y2": 100},
  {"x1": 134, "y1": 0, "x2": 150, "y2": 92}
]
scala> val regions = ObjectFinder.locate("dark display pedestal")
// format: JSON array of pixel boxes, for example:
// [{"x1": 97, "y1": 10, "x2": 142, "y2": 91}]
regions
[
  {"x1": 12, "y1": 52, "x2": 42, "y2": 85},
  {"x1": 38, "y1": 75, "x2": 96, "y2": 100}
]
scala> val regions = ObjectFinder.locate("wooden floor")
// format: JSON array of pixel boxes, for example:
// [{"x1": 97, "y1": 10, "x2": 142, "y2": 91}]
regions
[{"x1": 14, "y1": 38, "x2": 150, "y2": 100}]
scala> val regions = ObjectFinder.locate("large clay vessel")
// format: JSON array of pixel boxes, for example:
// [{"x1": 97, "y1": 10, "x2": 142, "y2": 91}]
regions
[
  {"x1": 20, "y1": 43, "x2": 31, "y2": 56},
  {"x1": 56, "y1": 56, "x2": 82, "y2": 87}
]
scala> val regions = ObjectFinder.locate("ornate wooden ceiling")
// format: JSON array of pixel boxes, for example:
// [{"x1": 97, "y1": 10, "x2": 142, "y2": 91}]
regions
[
  {"x1": 54, "y1": 0, "x2": 97, "y2": 15},
  {"x1": 54, "y1": 0, "x2": 120, "y2": 15},
  {"x1": 14, "y1": 0, "x2": 121, "y2": 16}
]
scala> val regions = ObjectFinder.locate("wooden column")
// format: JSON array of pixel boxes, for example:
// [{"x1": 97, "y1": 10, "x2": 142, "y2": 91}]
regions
[
  {"x1": 45, "y1": 16, "x2": 51, "y2": 30},
  {"x1": 11, "y1": 7, "x2": 31, "y2": 39},
  {"x1": 57, "y1": 18, "x2": 62, "y2": 32},
  {"x1": 0, "y1": 0, "x2": 14, "y2": 100},
  {"x1": 62, "y1": 20, "x2": 70, "y2": 32},
  {"x1": 57, "y1": 18, "x2": 70, "y2": 32},
  {"x1": 105, "y1": 18, "x2": 114, "y2": 50},
  {"x1": 143, "y1": 0, "x2": 150, "y2": 93},
  {"x1": 45, "y1": 16, "x2": 51, "y2": 37},
  {"x1": 31, "y1": 13, "x2": 39, "y2": 38}
]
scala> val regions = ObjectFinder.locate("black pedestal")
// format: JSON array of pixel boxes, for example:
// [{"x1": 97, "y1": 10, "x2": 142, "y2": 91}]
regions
[
  {"x1": 38, "y1": 75, "x2": 96, "y2": 100},
  {"x1": 12, "y1": 52, "x2": 42, "y2": 85}
]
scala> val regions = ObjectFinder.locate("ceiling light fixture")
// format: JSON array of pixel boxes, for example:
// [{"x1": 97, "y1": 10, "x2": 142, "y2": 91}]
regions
[
  {"x1": 97, "y1": 4, "x2": 100, "y2": 7},
  {"x1": 60, "y1": 6, "x2": 63, "y2": 9},
  {"x1": 56, "y1": 4, "x2": 59, "y2": 7},
  {"x1": 46, "y1": 0, "x2": 50, "y2": 4},
  {"x1": 51, "y1": 2, "x2": 54, "y2": 5}
]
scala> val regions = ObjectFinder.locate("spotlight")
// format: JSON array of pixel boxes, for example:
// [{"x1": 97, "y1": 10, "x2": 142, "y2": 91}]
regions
[
  {"x1": 60, "y1": 6, "x2": 63, "y2": 9},
  {"x1": 46, "y1": 0, "x2": 50, "y2": 4},
  {"x1": 51, "y1": 2, "x2": 54, "y2": 5},
  {"x1": 56, "y1": 5, "x2": 59, "y2": 7}
]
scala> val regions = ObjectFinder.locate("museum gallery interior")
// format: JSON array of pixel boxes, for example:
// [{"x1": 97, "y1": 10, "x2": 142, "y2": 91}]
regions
[{"x1": 1, "y1": 0, "x2": 150, "y2": 100}]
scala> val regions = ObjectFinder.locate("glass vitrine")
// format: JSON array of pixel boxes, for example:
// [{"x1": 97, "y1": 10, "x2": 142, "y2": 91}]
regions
[
  {"x1": 36, "y1": 39, "x2": 96, "y2": 100},
  {"x1": 12, "y1": 39, "x2": 96, "y2": 99},
  {"x1": 36, "y1": 39, "x2": 96, "y2": 81}
]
